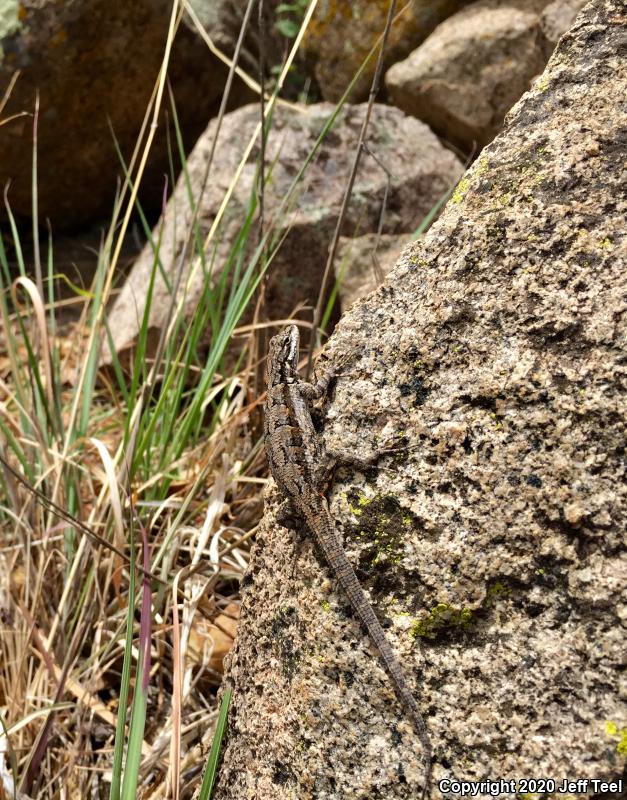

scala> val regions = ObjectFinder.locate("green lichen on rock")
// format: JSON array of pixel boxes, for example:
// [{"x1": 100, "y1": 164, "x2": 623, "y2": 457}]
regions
[
  {"x1": 410, "y1": 603, "x2": 474, "y2": 639},
  {"x1": 484, "y1": 580, "x2": 512, "y2": 607},
  {"x1": 346, "y1": 491, "x2": 414, "y2": 568},
  {"x1": 451, "y1": 176, "x2": 471, "y2": 204},
  {"x1": 345, "y1": 491, "x2": 372, "y2": 517},
  {"x1": 411, "y1": 581, "x2": 512, "y2": 639},
  {"x1": 452, "y1": 156, "x2": 489, "y2": 204}
]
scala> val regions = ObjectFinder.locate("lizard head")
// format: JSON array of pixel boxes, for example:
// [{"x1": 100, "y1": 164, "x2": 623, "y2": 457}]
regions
[{"x1": 266, "y1": 324, "x2": 300, "y2": 387}]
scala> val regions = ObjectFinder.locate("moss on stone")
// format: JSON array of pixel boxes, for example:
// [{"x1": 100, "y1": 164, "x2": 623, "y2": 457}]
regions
[
  {"x1": 410, "y1": 603, "x2": 474, "y2": 639},
  {"x1": 410, "y1": 581, "x2": 512, "y2": 640},
  {"x1": 346, "y1": 492, "x2": 413, "y2": 568},
  {"x1": 484, "y1": 580, "x2": 512, "y2": 607},
  {"x1": 345, "y1": 491, "x2": 373, "y2": 517}
]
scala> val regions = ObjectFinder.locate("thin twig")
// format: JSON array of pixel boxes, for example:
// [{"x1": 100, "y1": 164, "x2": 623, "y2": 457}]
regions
[
  {"x1": 307, "y1": 0, "x2": 399, "y2": 378},
  {"x1": 362, "y1": 140, "x2": 395, "y2": 284},
  {"x1": 31, "y1": 93, "x2": 43, "y2": 302},
  {"x1": 0, "y1": 448, "x2": 165, "y2": 586},
  {"x1": 0, "y1": 69, "x2": 20, "y2": 117},
  {"x1": 252, "y1": 0, "x2": 269, "y2": 401},
  {"x1": 258, "y1": 0, "x2": 266, "y2": 249}
]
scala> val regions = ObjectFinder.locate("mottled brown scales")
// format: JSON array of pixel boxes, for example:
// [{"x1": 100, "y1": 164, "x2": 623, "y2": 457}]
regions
[{"x1": 264, "y1": 324, "x2": 432, "y2": 798}]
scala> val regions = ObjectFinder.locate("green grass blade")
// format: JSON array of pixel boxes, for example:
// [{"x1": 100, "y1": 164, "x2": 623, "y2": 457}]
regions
[
  {"x1": 120, "y1": 524, "x2": 152, "y2": 800},
  {"x1": 108, "y1": 530, "x2": 137, "y2": 800},
  {"x1": 197, "y1": 689, "x2": 232, "y2": 800},
  {"x1": 120, "y1": 668, "x2": 148, "y2": 800}
]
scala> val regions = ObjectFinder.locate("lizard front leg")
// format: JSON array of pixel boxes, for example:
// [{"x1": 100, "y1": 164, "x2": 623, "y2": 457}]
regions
[{"x1": 297, "y1": 367, "x2": 335, "y2": 402}]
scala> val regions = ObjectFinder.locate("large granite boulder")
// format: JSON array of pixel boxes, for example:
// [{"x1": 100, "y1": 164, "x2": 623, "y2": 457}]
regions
[{"x1": 214, "y1": 1, "x2": 627, "y2": 797}]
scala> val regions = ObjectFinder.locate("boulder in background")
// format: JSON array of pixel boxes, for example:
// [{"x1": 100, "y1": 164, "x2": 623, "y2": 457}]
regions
[
  {"x1": 303, "y1": 0, "x2": 471, "y2": 102},
  {"x1": 103, "y1": 102, "x2": 464, "y2": 363},
  {"x1": 0, "y1": 0, "x2": 258, "y2": 229},
  {"x1": 385, "y1": 0, "x2": 583, "y2": 153}
]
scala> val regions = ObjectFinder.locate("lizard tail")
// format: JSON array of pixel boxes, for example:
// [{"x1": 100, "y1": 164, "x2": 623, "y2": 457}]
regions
[
  {"x1": 355, "y1": 588, "x2": 433, "y2": 800},
  {"x1": 304, "y1": 507, "x2": 433, "y2": 798}
]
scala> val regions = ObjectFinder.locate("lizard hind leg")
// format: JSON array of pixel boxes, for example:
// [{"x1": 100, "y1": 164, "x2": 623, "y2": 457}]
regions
[
  {"x1": 314, "y1": 443, "x2": 385, "y2": 497},
  {"x1": 327, "y1": 437, "x2": 406, "y2": 477},
  {"x1": 275, "y1": 498, "x2": 300, "y2": 529},
  {"x1": 313, "y1": 453, "x2": 337, "y2": 497},
  {"x1": 327, "y1": 445, "x2": 384, "y2": 474}
]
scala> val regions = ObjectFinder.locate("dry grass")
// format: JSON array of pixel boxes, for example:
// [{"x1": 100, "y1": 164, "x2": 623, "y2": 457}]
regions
[{"x1": 0, "y1": 296, "x2": 268, "y2": 798}]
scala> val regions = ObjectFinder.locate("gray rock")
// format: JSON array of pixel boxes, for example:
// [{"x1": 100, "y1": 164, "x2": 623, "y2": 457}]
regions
[
  {"x1": 0, "y1": 0, "x2": 255, "y2": 229},
  {"x1": 385, "y1": 0, "x2": 557, "y2": 153},
  {"x1": 335, "y1": 233, "x2": 409, "y2": 311},
  {"x1": 303, "y1": 0, "x2": 472, "y2": 102},
  {"x1": 103, "y1": 102, "x2": 463, "y2": 364},
  {"x1": 540, "y1": 0, "x2": 590, "y2": 42},
  {"x1": 215, "y1": 1, "x2": 627, "y2": 797}
]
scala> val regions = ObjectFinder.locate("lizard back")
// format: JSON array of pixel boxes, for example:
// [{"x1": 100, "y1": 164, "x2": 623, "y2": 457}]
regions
[{"x1": 264, "y1": 326, "x2": 324, "y2": 497}]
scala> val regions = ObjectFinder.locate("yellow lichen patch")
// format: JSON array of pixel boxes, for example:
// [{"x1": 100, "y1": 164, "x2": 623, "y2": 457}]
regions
[
  {"x1": 604, "y1": 720, "x2": 627, "y2": 756},
  {"x1": 452, "y1": 176, "x2": 471, "y2": 204},
  {"x1": 475, "y1": 155, "x2": 489, "y2": 177},
  {"x1": 346, "y1": 491, "x2": 371, "y2": 516},
  {"x1": 451, "y1": 157, "x2": 488, "y2": 205}
]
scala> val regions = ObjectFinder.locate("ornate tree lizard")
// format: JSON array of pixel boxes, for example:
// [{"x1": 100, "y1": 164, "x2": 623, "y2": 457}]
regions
[{"x1": 264, "y1": 324, "x2": 432, "y2": 797}]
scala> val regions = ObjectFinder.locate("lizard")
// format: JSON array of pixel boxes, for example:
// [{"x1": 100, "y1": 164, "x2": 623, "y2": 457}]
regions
[{"x1": 263, "y1": 323, "x2": 433, "y2": 798}]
